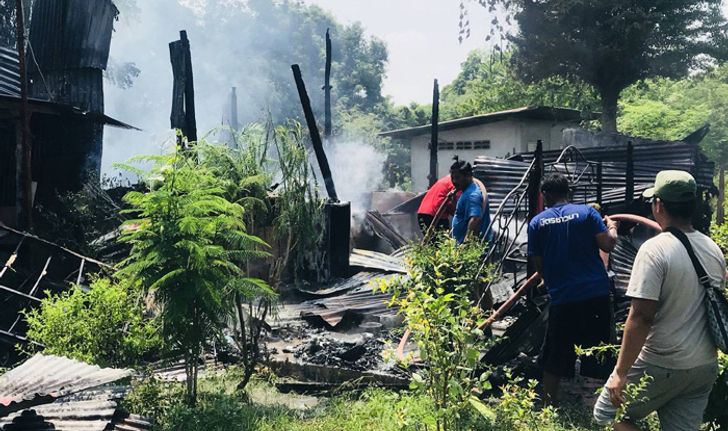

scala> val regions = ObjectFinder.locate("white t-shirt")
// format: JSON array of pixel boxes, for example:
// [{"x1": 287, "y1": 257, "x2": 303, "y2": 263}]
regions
[{"x1": 628, "y1": 230, "x2": 726, "y2": 370}]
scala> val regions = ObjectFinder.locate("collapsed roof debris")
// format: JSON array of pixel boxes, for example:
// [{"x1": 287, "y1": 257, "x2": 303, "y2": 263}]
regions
[
  {"x1": 0, "y1": 222, "x2": 112, "y2": 362},
  {"x1": 349, "y1": 249, "x2": 406, "y2": 274},
  {"x1": 0, "y1": 387, "x2": 152, "y2": 431},
  {"x1": 0, "y1": 354, "x2": 132, "y2": 417}
]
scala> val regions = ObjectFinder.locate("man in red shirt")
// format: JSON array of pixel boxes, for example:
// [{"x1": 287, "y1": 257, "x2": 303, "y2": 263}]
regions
[{"x1": 418, "y1": 174, "x2": 458, "y2": 234}]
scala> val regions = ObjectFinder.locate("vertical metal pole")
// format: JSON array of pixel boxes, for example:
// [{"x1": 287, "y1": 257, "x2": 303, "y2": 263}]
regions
[
  {"x1": 429, "y1": 79, "x2": 439, "y2": 188},
  {"x1": 596, "y1": 162, "x2": 603, "y2": 206},
  {"x1": 718, "y1": 167, "x2": 725, "y2": 225},
  {"x1": 324, "y1": 29, "x2": 332, "y2": 141},
  {"x1": 527, "y1": 140, "x2": 543, "y2": 277},
  {"x1": 15, "y1": 0, "x2": 32, "y2": 229},
  {"x1": 626, "y1": 141, "x2": 634, "y2": 208},
  {"x1": 528, "y1": 140, "x2": 544, "y2": 220}
]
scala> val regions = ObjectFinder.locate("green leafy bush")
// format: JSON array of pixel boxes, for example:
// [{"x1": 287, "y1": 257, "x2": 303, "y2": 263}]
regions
[
  {"x1": 381, "y1": 236, "x2": 497, "y2": 431},
  {"x1": 23, "y1": 278, "x2": 162, "y2": 367}
]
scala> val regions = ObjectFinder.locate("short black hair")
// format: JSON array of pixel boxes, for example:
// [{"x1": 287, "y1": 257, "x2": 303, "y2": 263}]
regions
[
  {"x1": 541, "y1": 173, "x2": 569, "y2": 198},
  {"x1": 450, "y1": 156, "x2": 473, "y2": 175},
  {"x1": 661, "y1": 198, "x2": 696, "y2": 220}
]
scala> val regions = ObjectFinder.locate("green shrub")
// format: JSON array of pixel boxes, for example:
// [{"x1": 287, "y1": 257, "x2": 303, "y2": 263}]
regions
[
  {"x1": 381, "y1": 236, "x2": 497, "y2": 431},
  {"x1": 23, "y1": 277, "x2": 162, "y2": 367}
]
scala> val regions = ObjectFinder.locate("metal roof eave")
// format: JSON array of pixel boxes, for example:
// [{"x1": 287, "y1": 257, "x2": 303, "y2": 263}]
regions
[
  {"x1": 0, "y1": 94, "x2": 140, "y2": 130},
  {"x1": 379, "y1": 106, "x2": 597, "y2": 140}
]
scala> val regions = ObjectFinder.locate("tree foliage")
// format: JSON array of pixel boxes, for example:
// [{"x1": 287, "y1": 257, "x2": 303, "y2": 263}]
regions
[
  {"x1": 441, "y1": 50, "x2": 599, "y2": 120},
  {"x1": 118, "y1": 151, "x2": 274, "y2": 405},
  {"x1": 463, "y1": 0, "x2": 728, "y2": 133},
  {"x1": 114, "y1": 0, "x2": 388, "y2": 126},
  {"x1": 23, "y1": 278, "x2": 162, "y2": 368},
  {"x1": 619, "y1": 64, "x2": 728, "y2": 168}
]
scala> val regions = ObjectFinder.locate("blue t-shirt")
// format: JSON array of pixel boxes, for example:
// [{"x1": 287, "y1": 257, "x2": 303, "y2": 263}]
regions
[
  {"x1": 451, "y1": 182, "x2": 492, "y2": 244},
  {"x1": 527, "y1": 203, "x2": 609, "y2": 305}
]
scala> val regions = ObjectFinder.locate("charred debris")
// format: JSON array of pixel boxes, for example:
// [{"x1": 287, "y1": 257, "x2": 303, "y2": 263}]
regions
[{"x1": 0, "y1": 0, "x2": 720, "y2": 428}]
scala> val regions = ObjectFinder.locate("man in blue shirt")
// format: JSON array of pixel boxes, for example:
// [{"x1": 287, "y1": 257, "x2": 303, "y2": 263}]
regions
[
  {"x1": 527, "y1": 173, "x2": 618, "y2": 404},
  {"x1": 450, "y1": 158, "x2": 492, "y2": 244}
]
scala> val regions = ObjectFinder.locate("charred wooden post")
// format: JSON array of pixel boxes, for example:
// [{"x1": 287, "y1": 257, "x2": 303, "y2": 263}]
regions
[
  {"x1": 323, "y1": 29, "x2": 332, "y2": 141},
  {"x1": 292, "y1": 64, "x2": 338, "y2": 202},
  {"x1": 429, "y1": 79, "x2": 439, "y2": 188},
  {"x1": 625, "y1": 141, "x2": 634, "y2": 208},
  {"x1": 169, "y1": 30, "x2": 197, "y2": 148},
  {"x1": 14, "y1": 0, "x2": 31, "y2": 229},
  {"x1": 291, "y1": 64, "x2": 349, "y2": 279},
  {"x1": 229, "y1": 87, "x2": 239, "y2": 132}
]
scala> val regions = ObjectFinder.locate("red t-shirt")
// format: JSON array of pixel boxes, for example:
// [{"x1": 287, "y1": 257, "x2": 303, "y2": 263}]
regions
[{"x1": 418, "y1": 175, "x2": 458, "y2": 217}]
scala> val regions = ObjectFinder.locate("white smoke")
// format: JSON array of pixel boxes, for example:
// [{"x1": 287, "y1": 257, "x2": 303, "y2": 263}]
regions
[{"x1": 323, "y1": 140, "x2": 385, "y2": 215}]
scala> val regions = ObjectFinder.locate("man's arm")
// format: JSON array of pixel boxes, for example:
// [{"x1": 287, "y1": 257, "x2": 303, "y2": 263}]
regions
[
  {"x1": 466, "y1": 216, "x2": 482, "y2": 238},
  {"x1": 595, "y1": 215, "x2": 619, "y2": 253},
  {"x1": 606, "y1": 298, "x2": 658, "y2": 406}
]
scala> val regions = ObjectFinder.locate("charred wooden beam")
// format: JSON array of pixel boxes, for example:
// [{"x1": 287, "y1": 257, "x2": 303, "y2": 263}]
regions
[
  {"x1": 323, "y1": 29, "x2": 332, "y2": 140},
  {"x1": 429, "y1": 79, "x2": 439, "y2": 188},
  {"x1": 169, "y1": 30, "x2": 197, "y2": 147},
  {"x1": 291, "y1": 64, "x2": 338, "y2": 202},
  {"x1": 15, "y1": 0, "x2": 32, "y2": 229}
]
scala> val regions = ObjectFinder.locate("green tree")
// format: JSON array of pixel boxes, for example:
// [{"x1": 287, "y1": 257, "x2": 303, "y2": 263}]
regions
[
  {"x1": 118, "y1": 151, "x2": 273, "y2": 405},
  {"x1": 466, "y1": 0, "x2": 728, "y2": 133},
  {"x1": 619, "y1": 66, "x2": 728, "y2": 222},
  {"x1": 440, "y1": 50, "x2": 599, "y2": 120},
  {"x1": 23, "y1": 278, "x2": 162, "y2": 368}
]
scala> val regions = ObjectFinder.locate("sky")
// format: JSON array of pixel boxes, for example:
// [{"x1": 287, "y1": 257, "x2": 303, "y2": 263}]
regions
[{"x1": 302, "y1": 0, "x2": 500, "y2": 104}]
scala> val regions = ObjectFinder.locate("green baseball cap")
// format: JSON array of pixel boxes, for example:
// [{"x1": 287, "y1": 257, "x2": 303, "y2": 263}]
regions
[{"x1": 643, "y1": 170, "x2": 697, "y2": 202}]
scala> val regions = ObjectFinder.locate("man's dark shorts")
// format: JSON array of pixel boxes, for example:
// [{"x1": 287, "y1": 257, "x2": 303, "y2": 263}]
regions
[{"x1": 539, "y1": 295, "x2": 612, "y2": 379}]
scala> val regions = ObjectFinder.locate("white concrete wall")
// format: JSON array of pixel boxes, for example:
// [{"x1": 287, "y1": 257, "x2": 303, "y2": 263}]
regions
[{"x1": 409, "y1": 119, "x2": 576, "y2": 192}]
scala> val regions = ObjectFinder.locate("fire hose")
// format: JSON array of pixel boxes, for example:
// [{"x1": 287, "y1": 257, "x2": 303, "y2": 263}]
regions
[{"x1": 395, "y1": 213, "x2": 661, "y2": 361}]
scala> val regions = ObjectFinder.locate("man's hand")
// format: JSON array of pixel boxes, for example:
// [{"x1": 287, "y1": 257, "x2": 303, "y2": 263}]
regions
[
  {"x1": 606, "y1": 369, "x2": 628, "y2": 407},
  {"x1": 605, "y1": 215, "x2": 619, "y2": 232}
]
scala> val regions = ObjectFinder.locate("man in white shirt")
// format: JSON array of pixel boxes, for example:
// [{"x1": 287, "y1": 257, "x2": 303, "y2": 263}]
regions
[{"x1": 593, "y1": 170, "x2": 726, "y2": 431}]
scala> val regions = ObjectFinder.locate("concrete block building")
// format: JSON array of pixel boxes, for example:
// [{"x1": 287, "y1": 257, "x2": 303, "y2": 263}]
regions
[{"x1": 380, "y1": 106, "x2": 590, "y2": 192}]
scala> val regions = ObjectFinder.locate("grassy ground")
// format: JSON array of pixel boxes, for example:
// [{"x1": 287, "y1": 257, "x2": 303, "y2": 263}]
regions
[{"x1": 123, "y1": 369, "x2": 596, "y2": 431}]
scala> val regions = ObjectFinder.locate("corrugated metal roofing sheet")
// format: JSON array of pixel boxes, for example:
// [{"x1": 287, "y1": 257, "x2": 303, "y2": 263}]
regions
[
  {"x1": 298, "y1": 272, "x2": 399, "y2": 328},
  {"x1": 1, "y1": 387, "x2": 124, "y2": 431},
  {"x1": 380, "y1": 106, "x2": 592, "y2": 139},
  {"x1": 28, "y1": 0, "x2": 118, "y2": 71},
  {"x1": 0, "y1": 355, "x2": 132, "y2": 417},
  {"x1": 0, "y1": 387, "x2": 153, "y2": 431},
  {"x1": 349, "y1": 249, "x2": 406, "y2": 274},
  {"x1": 0, "y1": 47, "x2": 20, "y2": 97}
]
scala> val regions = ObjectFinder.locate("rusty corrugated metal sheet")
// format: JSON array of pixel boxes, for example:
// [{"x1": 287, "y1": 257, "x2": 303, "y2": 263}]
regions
[{"x1": 0, "y1": 355, "x2": 132, "y2": 417}]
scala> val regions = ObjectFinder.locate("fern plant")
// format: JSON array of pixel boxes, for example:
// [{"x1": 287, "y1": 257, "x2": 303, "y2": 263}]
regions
[{"x1": 117, "y1": 151, "x2": 273, "y2": 406}]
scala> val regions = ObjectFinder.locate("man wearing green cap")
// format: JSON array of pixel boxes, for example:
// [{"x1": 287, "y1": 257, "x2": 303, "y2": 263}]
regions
[{"x1": 593, "y1": 170, "x2": 726, "y2": 431}]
